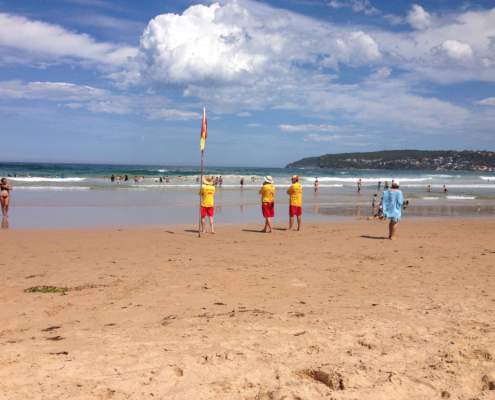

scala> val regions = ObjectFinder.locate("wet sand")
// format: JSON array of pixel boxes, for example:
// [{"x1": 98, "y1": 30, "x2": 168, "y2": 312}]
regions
[
  {"x1": 1, "y1": 219, "x2": 494, "y2": 399},
  {"x1": 7, "y1": 185, "x2": 495, "y2": 229}
]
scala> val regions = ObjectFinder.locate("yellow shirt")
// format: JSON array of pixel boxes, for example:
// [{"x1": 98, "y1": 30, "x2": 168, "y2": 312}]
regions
[
  {"x1": 201, "y1": 184, "x2": 215, "y2": 207},
  {"x1": 259, "y1": 183, "x2": 275, "y2": 203},
  {"x1": 287, "y1": 182, "x2": 302, "y2": 206}
]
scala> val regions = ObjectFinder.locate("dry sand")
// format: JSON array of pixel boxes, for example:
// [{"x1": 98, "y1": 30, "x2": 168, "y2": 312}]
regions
[{"x1": 1, "y1": 219, "x2": 494, "y2": 400}]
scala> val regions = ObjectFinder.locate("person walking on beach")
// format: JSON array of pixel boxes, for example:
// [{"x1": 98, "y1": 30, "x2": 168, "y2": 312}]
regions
[
  {"x1": 427, "y1": 184, "x2": 431, "y2": 192},
  {"x1": 443, "y1": 184, "x2": 448, "y2": 193},
  {"x1": 200, "y1": 176, "x2": 216, "y2": 234},
  {"x1": 240, "y1": 177, "x2": 244, "y2": 189},
  {"x1": 1, "y1": 178, "x2": 12, "y2": 217},
  {"x1": 314, "y1": 177, "x2": 319, "y2": 193},
  {"x1": 357, "y1": 178, "x2": 362, "y2": 193},
  {"x1": 377, "y1": 181, "x2": 382, "y2": 191},
  {"x1": 381, "y1": 180, "x2": 404, "y2": 240},
  {"x1": 287, "y1": 175, "x2": 303, "y2": 231},
  {"x1": 259, "y1": 176, "x2": 275, "y2": 233}
]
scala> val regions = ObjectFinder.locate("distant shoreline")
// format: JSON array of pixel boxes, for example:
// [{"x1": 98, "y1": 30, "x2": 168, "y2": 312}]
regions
[{"x1": 287, "y1": 149, "x2": 495, "y2": 172}]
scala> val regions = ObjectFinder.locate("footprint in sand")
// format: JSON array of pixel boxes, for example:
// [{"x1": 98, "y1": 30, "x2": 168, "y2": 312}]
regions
[
  {"x1": 299, "y1": 368, "x2": 345, "y2": 390},
  {"x1": 46, "y1": 335, "x2": 64, "y2": 341},
  {"x1": 482, "y1": 375, "x2": 495, "y2": 391},
  {"x1": 41, "y1": 326, "x2": 61, "y2": 332},
  {"x1": 288, "y1": 311, "x2": 305, "y2": 318},
  {"x1": 161, "y1": 315, "x2": 177, "y2": 326}
]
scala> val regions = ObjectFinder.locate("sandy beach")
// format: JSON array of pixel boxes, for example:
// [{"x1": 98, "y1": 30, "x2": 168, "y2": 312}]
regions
[{"x1": 1, "y1": 219, "x2": 494, "y2": 399}]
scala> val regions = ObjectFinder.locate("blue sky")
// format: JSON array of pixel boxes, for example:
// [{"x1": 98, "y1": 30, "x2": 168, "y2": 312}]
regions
[{"x1": 0, "y1": 0, "x2": 494, "y2": 166}]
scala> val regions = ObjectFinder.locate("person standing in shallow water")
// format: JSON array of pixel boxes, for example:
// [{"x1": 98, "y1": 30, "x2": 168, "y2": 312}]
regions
[
  {"x1": 287, "y1": 175, "x2": 303, "y2": 231},
  {"x1": 1, "y1": 178, "x2": 12, "y2": 217},
  {"x1": 357, "y1": 178, "x2": 362, "y2": 193},
  {"x1": 381, "y1": 180, "x2": 404, "y2": 240},
  {"x1": 259, "y1": 176, "x2": 275, "y2": 233},
  {"x1": 200, "y1": 176, "x2": 216, "y2": 234},
  {"x1": 314, "y1": 177, "x2": 319, "y2": 193}
]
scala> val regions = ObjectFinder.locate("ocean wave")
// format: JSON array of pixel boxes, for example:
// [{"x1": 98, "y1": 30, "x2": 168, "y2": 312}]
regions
[
  {"x1": 14, "y1": 186, "x2": 91, "y2": 191},
  {"x1": 480, "y1": 176, "x2": 495, "y2": 181},
  {"x1": 446, "y1": 195, "x2": 477, "y2": 200},
  {"x1": 425, "y1": 174, "x2": 462, "y2": 178},
  {"x1": 10, "y1": 177, "x2": 87, "y2": 182},
  {"x1": 407, "y1": 184, "x2": 494, "y2": 189},
  {"x1": 422, "y1": 196, "x2": 440, "y2": 200},
  {"x1": 302, "y1": 177, "x2": 431, "y2": 183}
]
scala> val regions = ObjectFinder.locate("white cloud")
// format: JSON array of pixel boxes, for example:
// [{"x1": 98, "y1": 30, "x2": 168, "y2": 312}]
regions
[
  {"x1": 368, "y1": 67, "x2": 391, "y2": 80},
  {"x1": 63, "y1": 0, "x2": 116, "y2": 8},
  {"x1": 383, "y1": 14, "x2": 404, "y2": 26},
  {"x1": 303, "y1": 133, "x2": 343, "y2": 142},
  {"x1": 139, "y1": 2, "x2": 267, "y2": 82},
  {"x1": 439, "y1": 40, "x2": 473, "y2": 60},
  {"x1": 0, "y1": 80, "x2": 107, "y2": 101},
  {"x1": 350, "y1": 31, "x2": 381, "y2": 60},
  {"x1": 146, "y1": 109, "x2": 200, "y2": 120},
  {"x1": 116, "y1": 0, "x2": 494, "y2": 140},
  {"x1": 134, "y1": 0, "x2": 382, "y2": 84},
  {"x1": 86, "y1": 99, "x2": 131, "y2": 114},
  {"x1": 407, "y1": 4, "x2": 432, "y2": 30},
  {"x1": 0, "y1": 12, "x2": 137, "y2": 66},
  {"x1": 328, "y1": 0, "x2": 379, "y2": 16},
  {"x1": 64, "y1": 102, "x2": 84, "y2": 110},
  {"x1": 477, "y1": 97, "x2": 495, "y2": 106},
  {"x1": 280, "y1": 124, "x2": 339, "y2": 133},
  {"x1": 0, "y1": 80, "x2": 199, "y2": 118},
  {"x1": 187, "y1": 73, "x2": 470, "y2": 132},
  {"x1": 373, "y1": 7, "x2": 495, "y2": 82},
  {"x1": 73, "y1": 14, "x2": 144, "y2": 35}
]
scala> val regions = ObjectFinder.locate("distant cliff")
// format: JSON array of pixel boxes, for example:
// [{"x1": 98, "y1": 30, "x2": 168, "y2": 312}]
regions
[{"x1": 286, "y1": 150, "x2": 495, "y2": 171}]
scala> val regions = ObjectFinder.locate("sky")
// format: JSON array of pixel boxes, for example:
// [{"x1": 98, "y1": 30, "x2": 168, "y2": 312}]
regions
[{"x1": 0, "y1": 0, "x2": 494, "y2": 167}]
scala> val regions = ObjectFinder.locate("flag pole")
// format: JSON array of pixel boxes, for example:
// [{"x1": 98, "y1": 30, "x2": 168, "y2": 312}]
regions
[
  {"x1": 198, "y1": 148, "x2": 204, "y2": 238},
  {"x1": 198, "y1": 106, "x2": 206, "y2": 238}
]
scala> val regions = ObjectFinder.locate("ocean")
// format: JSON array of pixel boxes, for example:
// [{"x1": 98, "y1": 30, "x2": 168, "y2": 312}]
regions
[{"x1": 1, "y1": 162, "x2": 494, "y2": 229}]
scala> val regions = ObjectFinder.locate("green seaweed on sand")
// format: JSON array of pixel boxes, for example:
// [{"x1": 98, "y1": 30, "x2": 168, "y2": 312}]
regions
[{"x1": 24, "y1": 286, "x2": 69, "y2": 294}]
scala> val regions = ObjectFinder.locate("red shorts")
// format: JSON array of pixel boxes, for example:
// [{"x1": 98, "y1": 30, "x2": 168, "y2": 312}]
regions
[
  {"x1": 201, "y1": 206, "x2": 214, "y2": 218},
  {"x1": 289, "y1": 205, "x2": 302, "y2": 217},
  {"x1": 262, "y1": 202, "x2": 275, "y2": 218}
]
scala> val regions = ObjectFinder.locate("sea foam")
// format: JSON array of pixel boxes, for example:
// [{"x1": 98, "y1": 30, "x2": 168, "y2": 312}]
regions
[{"x1": 10, "y1": 177, "x2": 87, "y2": 182}]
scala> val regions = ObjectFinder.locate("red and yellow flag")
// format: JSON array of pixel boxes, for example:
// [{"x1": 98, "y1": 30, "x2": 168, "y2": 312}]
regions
[{"x1": 200, "y1": 107, "x2": 207, "y2": 152}]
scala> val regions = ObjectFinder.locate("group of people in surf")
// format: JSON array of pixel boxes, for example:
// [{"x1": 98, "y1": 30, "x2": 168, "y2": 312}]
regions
[
  {"x1": 200, "y1": 175, "x2": 303, "y2": 235},
  {"x1": 200, "y1": 175, "x2": 404, "y2": 239}
]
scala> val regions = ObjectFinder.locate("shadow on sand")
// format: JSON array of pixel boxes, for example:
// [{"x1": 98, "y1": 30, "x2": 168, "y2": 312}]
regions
[{"x1": 360, "y1": 235, "x2": 389, "y2": 240}]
